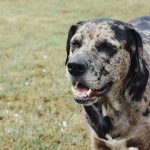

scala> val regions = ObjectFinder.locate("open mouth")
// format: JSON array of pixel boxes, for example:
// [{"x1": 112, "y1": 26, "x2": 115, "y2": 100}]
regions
[{"x1": 71, "y1": 81, "x2": 113, "y2": 105}]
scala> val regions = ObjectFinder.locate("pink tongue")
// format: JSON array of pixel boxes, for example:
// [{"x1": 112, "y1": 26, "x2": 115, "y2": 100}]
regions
[{"x1": 75, "y1": 83, "x2": 89, "y2": 94}]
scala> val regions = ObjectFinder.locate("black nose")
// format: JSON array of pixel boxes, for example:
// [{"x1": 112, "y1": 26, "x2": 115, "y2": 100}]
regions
[{"x1": 67, "y1": 56, "x2": 87, "y2": 76}]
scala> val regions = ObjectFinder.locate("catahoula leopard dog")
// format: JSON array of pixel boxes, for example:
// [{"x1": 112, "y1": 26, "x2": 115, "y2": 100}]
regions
[{"x1": 65, "y1": 16, "x2": 150, "y2": 150}]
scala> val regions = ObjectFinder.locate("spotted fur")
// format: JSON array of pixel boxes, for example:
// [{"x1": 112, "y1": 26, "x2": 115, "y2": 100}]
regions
[{"x1": 66, "y1": 16, "x2": 150, "y2": 150}]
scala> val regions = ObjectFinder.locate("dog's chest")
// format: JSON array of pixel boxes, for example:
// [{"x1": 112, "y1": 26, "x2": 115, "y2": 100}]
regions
[
  {"x1": 83, "y1": 104, "x2": 139, "y2": 150},
  {"x1": 83, "y1": 104, "x2": 114, "y2": 138},
  {"x1": 83, "y1": 103, "x2": 116, "y2": 142}
]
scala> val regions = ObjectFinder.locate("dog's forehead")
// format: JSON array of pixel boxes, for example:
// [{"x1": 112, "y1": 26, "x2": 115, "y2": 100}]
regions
[
  {"x1": 78, "y1": 22, "x2": 114, "y2": 37},
  {"x1": 74, "y1": 21, "x2": 126, "y2": 47},
  {"x1": 79, "y1": 21, "x2": 112, "y2": 31}
]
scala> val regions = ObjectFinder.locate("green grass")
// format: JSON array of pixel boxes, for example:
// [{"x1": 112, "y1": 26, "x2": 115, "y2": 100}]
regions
[{"x1": 0, "y1": 0, "x2": 150, "y2": 149}]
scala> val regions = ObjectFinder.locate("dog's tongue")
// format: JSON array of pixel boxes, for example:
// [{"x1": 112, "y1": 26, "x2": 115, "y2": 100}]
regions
[
  {"x1": 72, "y1": 82, "x2": 113, "y2": 99},
  {"x1": 72, "y1": 83, "x2": 96, "y2": 98},
  {"x1": 75, "y1": 83, "x2": 89, "y2": 94}
]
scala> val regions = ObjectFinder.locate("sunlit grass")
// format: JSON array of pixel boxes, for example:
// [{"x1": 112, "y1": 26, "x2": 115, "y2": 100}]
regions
[{"x1": 0, "y1": 0, "x2": 150, "y2": 149}]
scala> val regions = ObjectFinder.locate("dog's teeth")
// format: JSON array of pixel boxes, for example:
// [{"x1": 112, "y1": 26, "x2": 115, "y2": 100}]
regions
[
  {"x1": 87, "y1": 89, "x2": 92, "y2": 96},
  {"x1": 75, "y1": 82, "x2": 79, "y2": 87},
  {"x1": 71, "y1": 87, "x2": 75, "y2": 93}
]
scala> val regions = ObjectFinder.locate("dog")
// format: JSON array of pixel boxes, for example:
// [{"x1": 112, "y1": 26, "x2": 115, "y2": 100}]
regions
[{"x1": 65, "y1": 16, "x2": 150, "y2": 150}]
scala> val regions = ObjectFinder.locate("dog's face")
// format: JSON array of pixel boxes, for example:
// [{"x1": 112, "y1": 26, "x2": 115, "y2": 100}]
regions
[{"x1": 65, "y1": 19, "x2": 147, "y2": 105}]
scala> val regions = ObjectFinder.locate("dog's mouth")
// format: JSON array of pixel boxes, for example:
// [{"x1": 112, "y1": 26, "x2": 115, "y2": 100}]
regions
[{"x1": 71, "y1": 81, "x2": 113, "y2": 105}]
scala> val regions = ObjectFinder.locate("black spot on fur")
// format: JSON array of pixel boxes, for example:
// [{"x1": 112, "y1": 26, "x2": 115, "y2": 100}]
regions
[
  {"x1": 102, "y1": 57, "x2": 110, "y2": 64},
  {"x1": 88, "y1": 59, "x2": 93, "y2": 64},
  {"x1": 94, "y1": 72, "x2": 98, "y2": 76},
  {"x1": 95, "y1": 42, "x2": 117, "y2": 57},
  {"x1": 143, "y1": 96, "x2": 147, "y2": 102},
  {"x1": 142, "y1": 108, "x2": 150, "y2": 117},
  {"x1": 111, "y1": 23, "x2": 126, "y2": 41},
  {"x1": 115, "y1": 58, "x2": 120, "y2": 63},
  {"x1": 100, "y1": 67, "x2": 109, "y2": 76},
  {"x1": 84, "y1": 105, "x2": 112, "y2": 139},
  {"x1": 110, "y1": 36, "x2": 115, "y2": 40},
  {"x1": 97, "y1": 77, "x2": 101, "y2": 81},
  {"x1": 97, "y1": 34, "x2": 100, "y2": 38}
]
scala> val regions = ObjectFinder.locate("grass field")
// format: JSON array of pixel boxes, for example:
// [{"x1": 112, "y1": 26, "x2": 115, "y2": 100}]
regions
[{"x1": 0, "y1": 0, "x2": 150, "y2": 149}]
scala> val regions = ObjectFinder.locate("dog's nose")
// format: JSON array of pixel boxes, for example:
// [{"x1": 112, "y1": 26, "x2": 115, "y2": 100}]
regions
[{"x1": 67, "y1": 56, "x2": 87, "y2": 76}]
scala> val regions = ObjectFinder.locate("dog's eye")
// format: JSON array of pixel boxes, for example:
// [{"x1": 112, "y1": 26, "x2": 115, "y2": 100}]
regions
[
  {"x1": 71, "y1": 40, "x2": 81, "y2": 48},
  {"x1": 96, "y1": 42, "x2": 116, "y2": 49},
  {"x1": 95, "y1": 42, "x2": 117, "y2": 56}
]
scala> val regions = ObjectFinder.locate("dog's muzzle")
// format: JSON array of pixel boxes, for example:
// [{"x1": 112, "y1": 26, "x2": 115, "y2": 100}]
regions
[
  {"x1": 66, "y1": 56, "x2": 113, "y2": 105},
  {"x1": 71, "y1": 81, "x2": 113, "y2": 105}
]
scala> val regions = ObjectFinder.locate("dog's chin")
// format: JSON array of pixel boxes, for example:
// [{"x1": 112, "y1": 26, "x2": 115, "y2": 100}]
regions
[
  {"x1": 71, "y1": 81, "x2": 113, "y2": 106},
  {"x1": 74, "y1": 96, "x2": 100, "y2": 106}
]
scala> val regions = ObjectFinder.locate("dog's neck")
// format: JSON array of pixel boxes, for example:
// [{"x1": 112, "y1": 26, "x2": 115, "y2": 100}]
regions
[{"x1": 83, "y1": 82, "x2": 141, "y2": 140}]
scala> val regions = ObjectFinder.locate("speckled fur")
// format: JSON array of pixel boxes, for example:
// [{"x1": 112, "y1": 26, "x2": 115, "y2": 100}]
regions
[{"x1": 66, "y1": 16, "x2": 150, "y2": 150}]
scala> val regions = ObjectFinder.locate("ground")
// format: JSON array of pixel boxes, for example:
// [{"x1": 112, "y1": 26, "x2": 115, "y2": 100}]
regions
[{"x1": 0, "y1": 0, "x2": 150, "y2": 149}]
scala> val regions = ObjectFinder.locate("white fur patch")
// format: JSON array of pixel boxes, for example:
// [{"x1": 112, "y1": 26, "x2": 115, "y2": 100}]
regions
[
  {"x1": 102, "y1": 104, "x2": 107, "y2": 116},
  {"x1": 100, "y1": 134, "x2": 139, "y2": 150},
  {"x1": 128, "y1": 148, "x2": 139, "y2": 150}
]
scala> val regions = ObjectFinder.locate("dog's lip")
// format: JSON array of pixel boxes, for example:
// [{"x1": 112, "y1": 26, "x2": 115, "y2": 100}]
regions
[{"x1": 71, "y1": 81, "x2": 113, "y2": 103}]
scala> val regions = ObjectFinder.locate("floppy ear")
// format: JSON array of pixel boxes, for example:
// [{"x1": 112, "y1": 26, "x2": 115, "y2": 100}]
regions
[
  {"x1": 124, "y1": 26, "x2": 149, "y2": 101},
  {"x1": 65, "y1": 25, "x2": 78, "y2": 65}
]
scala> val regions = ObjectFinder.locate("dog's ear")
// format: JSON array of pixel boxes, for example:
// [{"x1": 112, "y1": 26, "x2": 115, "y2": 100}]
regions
[
  {"x1": 65, "y1": 25, "x2": 78, "y2": 65},
  {"x1": 124, "y1": 25, "x2": 149, "y2": 101}
]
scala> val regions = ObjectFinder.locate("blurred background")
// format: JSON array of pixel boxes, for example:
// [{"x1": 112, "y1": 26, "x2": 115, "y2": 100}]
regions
[{"x1": 0, "y1": 0, "x2": 150, "y2": 149}]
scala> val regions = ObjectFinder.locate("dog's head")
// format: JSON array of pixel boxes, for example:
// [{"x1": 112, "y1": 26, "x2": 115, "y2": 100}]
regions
[{"x1": 65, "y1": 19, "x2": 149, "y2": 105}]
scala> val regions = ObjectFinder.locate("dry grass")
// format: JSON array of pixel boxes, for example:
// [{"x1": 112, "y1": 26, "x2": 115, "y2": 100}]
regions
[{"x1": 0, "y1": 0, "x2": 150, "y2": 149}]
